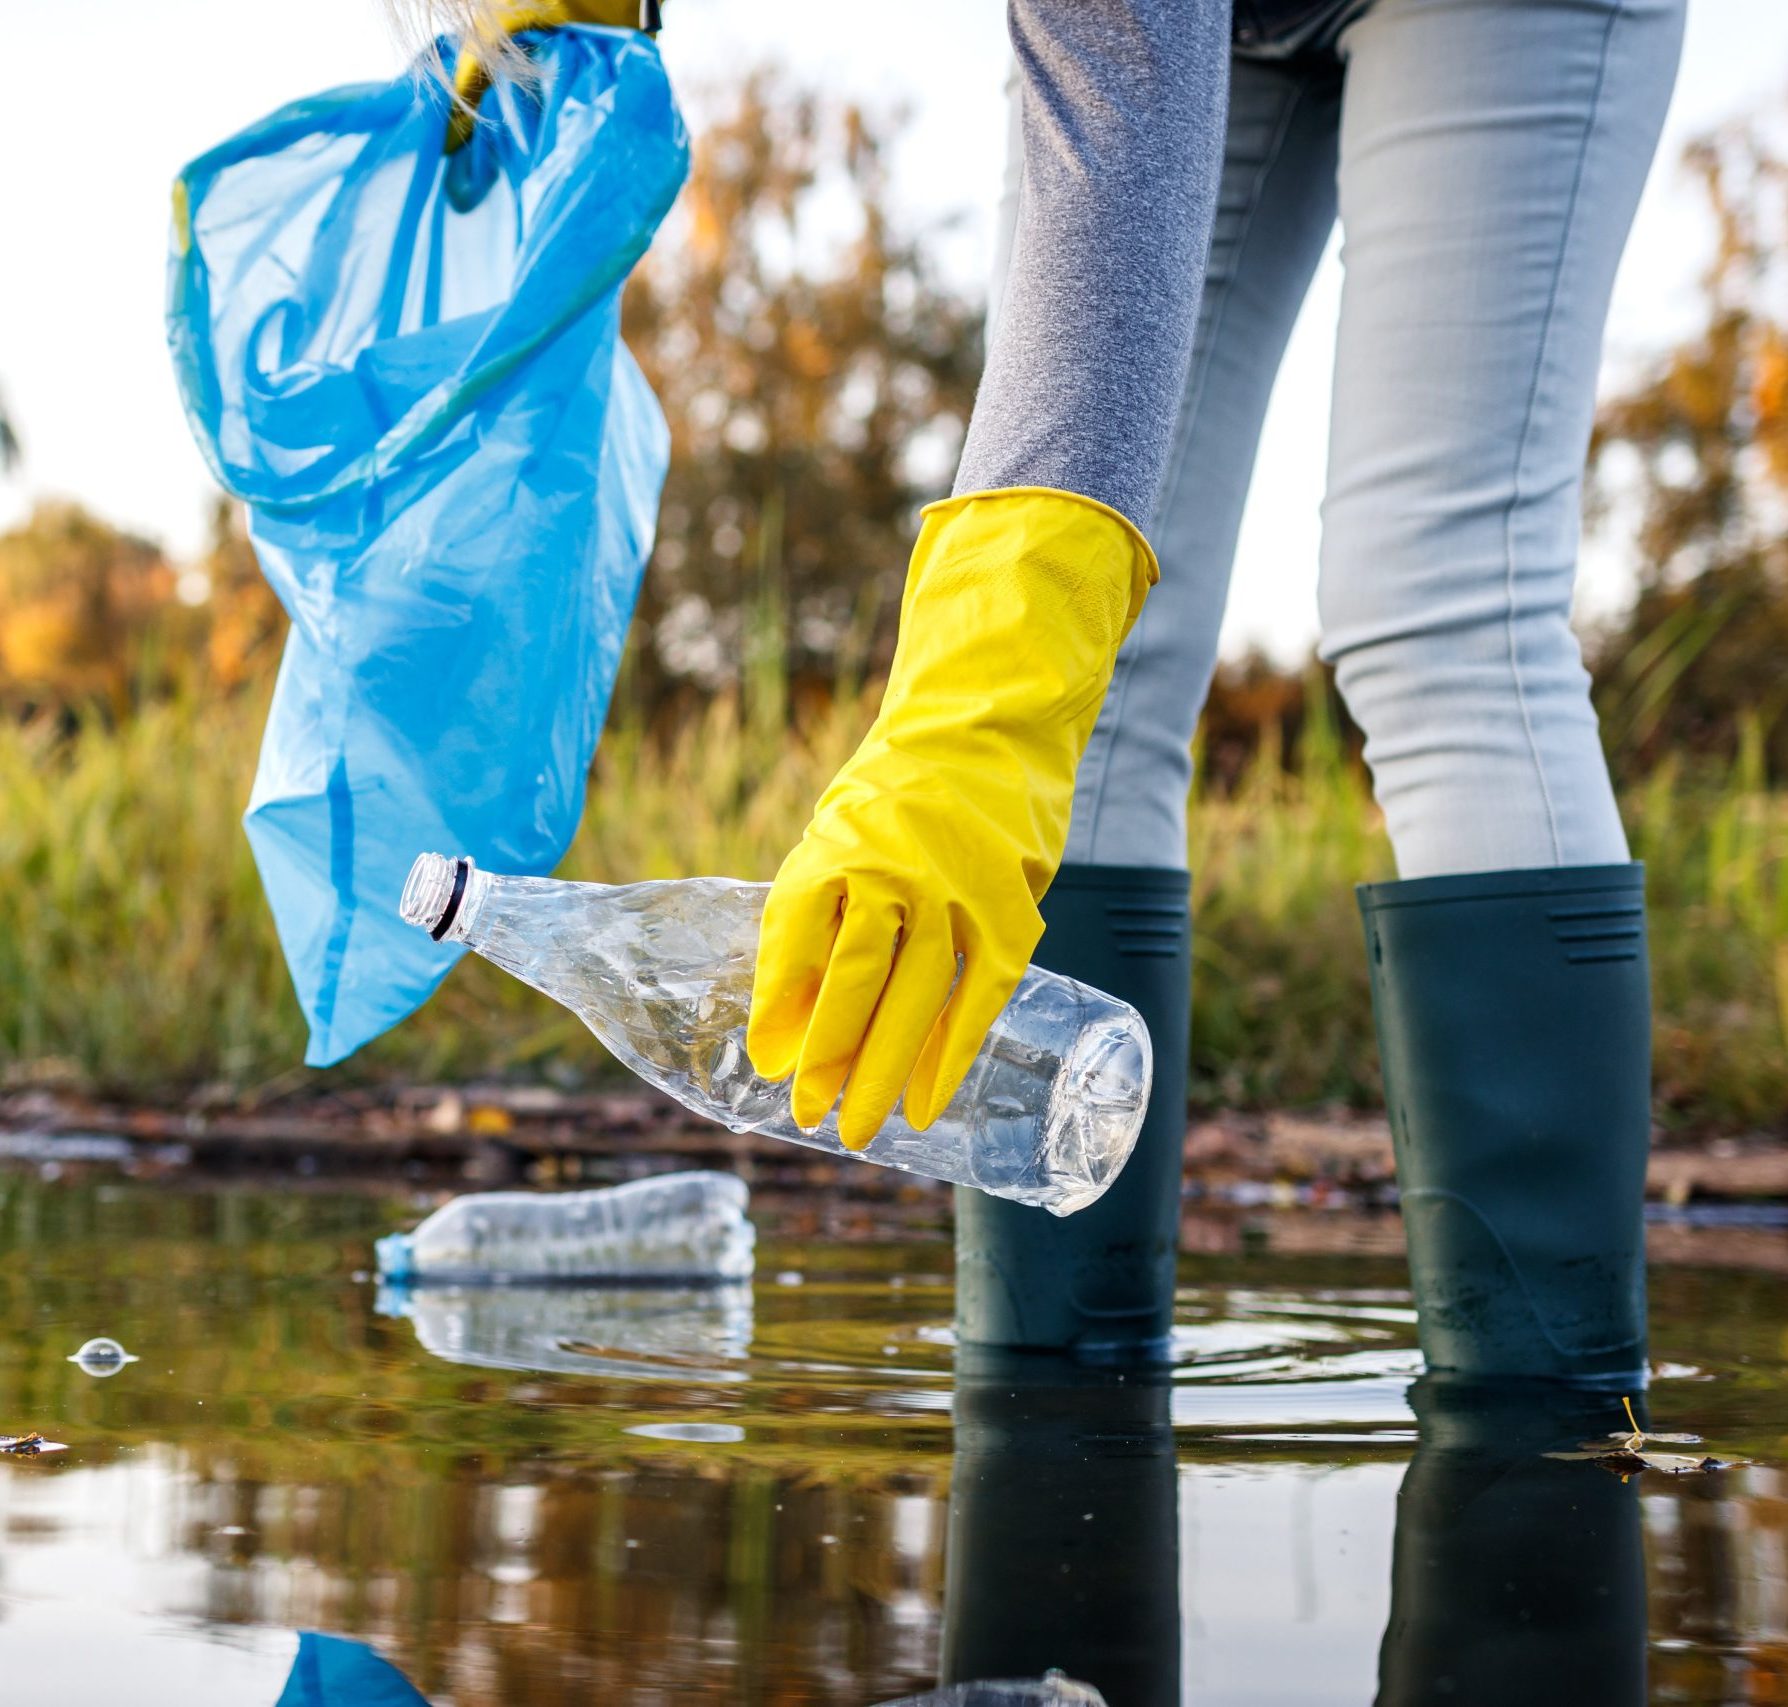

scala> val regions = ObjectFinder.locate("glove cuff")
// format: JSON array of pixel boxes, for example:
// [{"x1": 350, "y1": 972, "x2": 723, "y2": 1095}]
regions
[{"x1": 919, "y1": 486, "x2": 1160, "y2": 637}]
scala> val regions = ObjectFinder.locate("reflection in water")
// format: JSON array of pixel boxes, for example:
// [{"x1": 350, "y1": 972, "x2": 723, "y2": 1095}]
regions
[
  {"x1": 277, "y1": 1633, "x2": 431, "y2": 1707},
  {"x1": 378, "y1": 1280, "x2": 755, "y2": 1380},
  {"x1": 886, "y1": 1681, "x2": 1108, "y2": 1706},
  {"x1": 271, "y1": 1633, "x2": 1109, "y2": 1707},
  {"x1": 942, "y1": 1351, "x2": 1179, "y2": 1706},
  {"x1": 1376, "y1": 1377, "x2": 1648, "y2": 1707},
  {"x1": 0, "y1": 1174, "x2": 1784, "y2": 1703}
]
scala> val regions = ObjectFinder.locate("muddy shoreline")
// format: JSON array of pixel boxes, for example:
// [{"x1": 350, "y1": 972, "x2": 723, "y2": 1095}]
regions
[{"x1": 4, "y1": 1085, "x2": 1785, "y2": 1210}]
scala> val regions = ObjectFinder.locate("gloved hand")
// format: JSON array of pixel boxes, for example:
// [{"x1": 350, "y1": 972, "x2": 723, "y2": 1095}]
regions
[
  {"x1": 746, "y1": 487, "x2": 1158, "y2": 1149},
  {"x1": 447, "y1": 1, "x2": 663, "y2": 151}
]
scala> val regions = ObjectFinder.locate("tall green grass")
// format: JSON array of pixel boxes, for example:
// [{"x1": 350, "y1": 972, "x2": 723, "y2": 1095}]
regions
[{"x1": 2, "y1": 689, "x2": 1784, "y2": 1130}]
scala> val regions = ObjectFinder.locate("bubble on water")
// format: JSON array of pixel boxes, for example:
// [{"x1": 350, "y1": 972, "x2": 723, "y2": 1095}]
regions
[{"x1": 68, "y1": 1338, "x2": 138, "y2": 1377}]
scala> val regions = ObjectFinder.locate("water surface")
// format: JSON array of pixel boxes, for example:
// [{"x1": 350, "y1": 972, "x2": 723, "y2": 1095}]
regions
[{"x1": 0, "y1": 1170, "x2": 1782, "y2": 1705}]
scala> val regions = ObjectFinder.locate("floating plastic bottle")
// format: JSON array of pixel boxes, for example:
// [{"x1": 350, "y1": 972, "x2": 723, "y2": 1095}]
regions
[
  {"x1": 375, "y1": 1171, "x2": 754, "y2": 1285},
  {"x1": 400, "y1": 855, "x2": 1151, "y2": 1216}
]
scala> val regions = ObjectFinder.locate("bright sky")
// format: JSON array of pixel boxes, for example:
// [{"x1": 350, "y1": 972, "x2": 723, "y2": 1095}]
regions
[{"x1": 2, "y1": 0, "x2": 1785, "y2": 661}]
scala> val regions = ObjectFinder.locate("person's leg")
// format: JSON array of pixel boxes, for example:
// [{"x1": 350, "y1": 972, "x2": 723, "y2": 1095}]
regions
[
  {"x1": 1069, "y1": 49, "x2": 1345, "y2": 872},
  {"x1": 1320, "y1": 0, "x2": 1686, "y2": 1383},
  {"x1": 956, "y1": 50, "x2": 1344, "y2": 1354},
  {"x1": 1319, "y1": 0, "x2": 1683, "y2": 876}
]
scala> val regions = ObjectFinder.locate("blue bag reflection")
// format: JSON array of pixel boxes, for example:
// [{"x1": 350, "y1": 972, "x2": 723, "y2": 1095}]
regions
[{"x1": 275, "y1": 1632, "x2": 431, "y2": 1707}]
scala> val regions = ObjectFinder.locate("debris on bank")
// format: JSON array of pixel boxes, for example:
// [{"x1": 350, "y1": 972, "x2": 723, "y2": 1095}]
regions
[{"x1": 1, "y1": 1088, "x2": 1786, "y2": 1210}]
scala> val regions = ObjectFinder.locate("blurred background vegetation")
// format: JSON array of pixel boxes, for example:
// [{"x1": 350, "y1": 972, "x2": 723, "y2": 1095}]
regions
[{"x1": 1, "y1": 80, "x2": 1784, "y2": 1130}]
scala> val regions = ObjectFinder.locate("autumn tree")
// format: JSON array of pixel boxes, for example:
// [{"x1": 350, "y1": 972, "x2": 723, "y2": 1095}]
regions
[
  {"x1": 0, "y1": 502, "x2": 180, "y2": 717},
  {"x1": 620, "y1": 68, "x2": 983, "y2": 723},
  {"x1": 0, "y1": 496, "x2": 289, "y2": 718},
  {"x1": 1587, "y1": 109, "x2": 1788, "y2": 780}
]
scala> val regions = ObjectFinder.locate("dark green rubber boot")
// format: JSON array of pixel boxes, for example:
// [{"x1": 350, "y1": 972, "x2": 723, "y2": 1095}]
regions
[
  {"x1": 940, "y1": 1348, "x2": 1180, "y2": 1706},
  {"x1": 954, "y1": 864, "x2": 1191, "y2": 1360},
  {"x1": 1358, "y1": 864, "x2": 1652, "y2": 1386},
  {"x1": 1376, "y1": 1375, "x2": 1648, "y2": 1707}
]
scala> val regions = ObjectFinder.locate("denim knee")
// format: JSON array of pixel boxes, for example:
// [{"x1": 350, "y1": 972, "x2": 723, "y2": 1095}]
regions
[{"x1": 1317, "y1": 498, "x2": 1626, "y2": 876}]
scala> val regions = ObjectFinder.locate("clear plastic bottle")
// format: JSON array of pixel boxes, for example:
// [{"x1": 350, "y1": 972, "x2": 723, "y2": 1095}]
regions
[
  {"x1": 374, "y1": 1170, "x2": 755, "y2": 1283},
  {"x1": 400, "y1": 854, "x2": 1151, "y2": 1216}
]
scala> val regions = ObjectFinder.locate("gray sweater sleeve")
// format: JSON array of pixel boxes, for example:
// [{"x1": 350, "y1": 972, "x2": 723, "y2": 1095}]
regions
[{"x1": 952, "y1": 0, "x2": 1231, "y2": 532}]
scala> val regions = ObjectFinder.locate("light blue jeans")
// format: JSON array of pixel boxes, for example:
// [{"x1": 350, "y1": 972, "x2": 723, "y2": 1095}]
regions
[{"x1": 995, "y1": 0, "x2": 1686, "y2": 877}]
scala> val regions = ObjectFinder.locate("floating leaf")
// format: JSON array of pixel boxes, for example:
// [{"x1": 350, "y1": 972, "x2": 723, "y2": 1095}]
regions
[{"x1": 1545, "y1": 1396, "x2": 1739, "y2": 1479}]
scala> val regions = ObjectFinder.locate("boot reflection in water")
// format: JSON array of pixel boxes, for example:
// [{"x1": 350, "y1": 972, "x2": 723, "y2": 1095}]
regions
[
  {"x1": 1375, "y1": 1375, "x2": 1649, "y2": 1707},
  {"x1": 938, "y1": 1349, "x2": 1180, "y2": 1707}
]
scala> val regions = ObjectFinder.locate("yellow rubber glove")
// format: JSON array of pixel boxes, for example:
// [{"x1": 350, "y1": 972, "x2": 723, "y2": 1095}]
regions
[
  {"x1": 447, "y1": 1, "x2": 663, "y2": 151},
  {"x1": 746, "y1": 487, "x2": 1158, "y2": 1150}
]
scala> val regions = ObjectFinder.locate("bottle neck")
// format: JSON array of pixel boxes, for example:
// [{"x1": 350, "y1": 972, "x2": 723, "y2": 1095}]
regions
[
  {"x1": 400, "y1": 853, "x2": 499, "y2": 945},
  {"x1": 438, "y1": 864, "x2": 495, "y2": 946},
  {"x1": 400, "y1": 852, "x2": 620, "y2": 967}
]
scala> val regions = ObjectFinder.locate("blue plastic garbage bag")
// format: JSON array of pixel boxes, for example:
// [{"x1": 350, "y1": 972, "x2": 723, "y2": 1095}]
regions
[{"x1": 167, "y1": 29, "x2": 688, "y2": 1065}]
